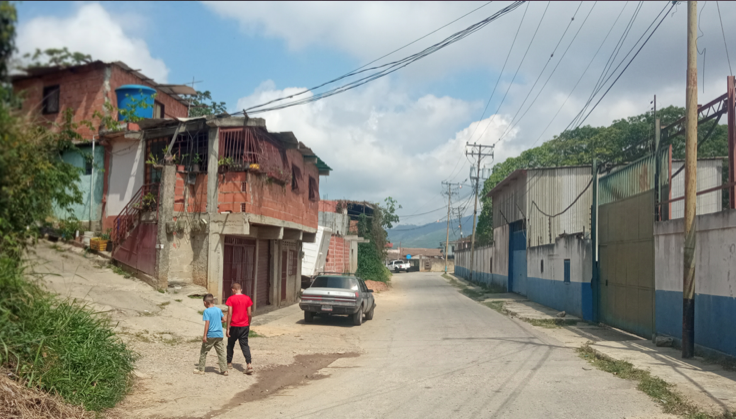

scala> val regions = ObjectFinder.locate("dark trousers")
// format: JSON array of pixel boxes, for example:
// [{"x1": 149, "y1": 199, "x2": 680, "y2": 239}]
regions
[{"x1": 227, "y1": 326, "x2": 252, "y2": 364}]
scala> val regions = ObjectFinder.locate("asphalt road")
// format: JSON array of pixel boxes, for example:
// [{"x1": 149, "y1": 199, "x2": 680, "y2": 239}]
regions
[{"x1": 223, "y1": 272, "x2": 665, "y2": 419}]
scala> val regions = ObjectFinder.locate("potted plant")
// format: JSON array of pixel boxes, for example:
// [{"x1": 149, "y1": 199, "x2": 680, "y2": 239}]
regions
[
  {"x1": 145, "y1": 152, "x2": 162, "y2": 169},
  {"x1": 100, "y1": 228, "x2": 111, "y2": 251},
  {"x1": 192, "y1": 154, "x2": 202, "y2": 172},
  {"x1": 218, "y1": 156, "x2": 233, "y2": 174}
]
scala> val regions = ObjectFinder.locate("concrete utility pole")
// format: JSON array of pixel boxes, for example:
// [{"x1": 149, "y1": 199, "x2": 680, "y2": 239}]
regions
[
  {"x1": 465, "y1": 143, "x2": 494, "y2": 283},
  {"x1": 441, "y1": 181, "x2": 461, "y2": 273},
  {"x1": 683, "y1": 0, "x2": 698, "y2": 359}
]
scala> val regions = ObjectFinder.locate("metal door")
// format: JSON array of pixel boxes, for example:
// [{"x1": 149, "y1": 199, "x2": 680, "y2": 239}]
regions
[
  {"x1": 599, "y1": 191, "x2": 655, "y2": 338},
  {"x1": 508, "y1": 221, "x2": 527, "y2": 296},
  {"x1": 223, "y1": 237, "x2": 256, "y2": 302},
  {"x1": 112, "y1": 222, "x2": 157, "y2": 276},
  {"x1": 256, "y1": 240, "x2": 270, "y2": 307},
  {"x1": 281, "y1": 250, "x2": 288, "y2": 302}
]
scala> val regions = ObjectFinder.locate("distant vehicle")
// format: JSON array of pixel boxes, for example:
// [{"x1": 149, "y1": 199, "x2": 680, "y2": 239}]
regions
[
  {"x1": 387, "y1": 259, "x2": 410, "y2": 273},
  {"x1": 300, "y1": 275, "x2": 376, "y2": 326}
]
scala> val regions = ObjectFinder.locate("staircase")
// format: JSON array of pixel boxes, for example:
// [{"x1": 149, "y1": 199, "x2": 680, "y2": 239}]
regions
[{"x1": 112, "y1": 183, "x2": 160, "y2": 246}]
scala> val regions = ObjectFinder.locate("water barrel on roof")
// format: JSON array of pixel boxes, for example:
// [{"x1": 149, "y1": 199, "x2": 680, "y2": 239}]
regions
[{"x1": 115, "y1": 84, "x2": 156, "y2": 121}]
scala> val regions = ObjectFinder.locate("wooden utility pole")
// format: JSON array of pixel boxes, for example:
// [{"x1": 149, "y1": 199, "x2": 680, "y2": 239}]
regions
[
  {"x1": 683, "y1": 0, "x2": 698, "y2": 359},
  {"x1": 441, "y1": 181, "x2": 461, "y2": 273},
  {"x1": 465, "y1": 143, "x2": 494, "y2": 283}
]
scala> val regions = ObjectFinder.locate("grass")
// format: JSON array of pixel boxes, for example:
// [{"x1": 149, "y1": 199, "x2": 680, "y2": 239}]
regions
[
  {"x1": 578, "y1": 344, "x2": 734, "y2": 419},
  {"x1": 0, "y1": 258, "x2": 135, "y2": 411},
  {"x1": 483, "y1": 301, "x2": 506, "y2": 313},
  {"x1": 461, "y1": 288, "x2": 487, "y2": 299},
  {"x1": 50, "y1": 244, "x2": 65, "y2": 252},
  {"x1": 158, "y1": 301, "x2": 170, "y2": 308},
  {"x1": 174, "y1": 299, "x2": 182, "y2": 303},
  {"x1": 197, "y1": 310, "x2": 204, "y2": 315},
  {"x1": 249, "y1": 329, "x2": 263, "y2": 338},
  {"x1": 109, "y1": 264, "x2": 131, "y2": 279},
  {"x1": 526, "y1": 318, "x2": 578, "y2": 329}
]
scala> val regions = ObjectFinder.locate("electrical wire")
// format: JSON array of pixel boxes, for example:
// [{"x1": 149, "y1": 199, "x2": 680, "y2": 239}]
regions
[
  {"x1": 444, "y1": 2, "x2": 532, "y2": 183},
  {"x1": 716, "y1": 1, "x2": 733, "y2": 76},
  {"x1": 530, "y1": 1, "x2": 630, "y2": 147},
  {"x1": 397, "y1": 205, "x2": 448, "y2": 218},
  {"x1": 569, "y1": 2, "x2": 674, "y2": 130},
  {"x1": 240, "y1": 2, "x2": 526, "y2": 115},
  {"x1": 497, "y1": 1, "x2": 596, "y2": 145}
]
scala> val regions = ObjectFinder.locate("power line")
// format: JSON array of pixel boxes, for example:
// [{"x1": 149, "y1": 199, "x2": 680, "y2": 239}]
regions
[
  {"x1": 444, "y1": 2, "x2": 531, "y2": 183},
  {"x1": 397, "y1": 205, "x2": 448, "y2": 218},
  {"x1": 497, "y1": 1, "x2": 596, "y2": 145},
  {"x1": 716, "y1": 1, "x2": 733, "y2": 76},
  {"x1": 240, "y1": 2, "x2": 526, "y2": 115},
  {"x1": 569, "y1": 2, "x2": 674, "y2": 130},
  {"x1": 531, "y1": 1, "x2": 630, "y2": 147}
]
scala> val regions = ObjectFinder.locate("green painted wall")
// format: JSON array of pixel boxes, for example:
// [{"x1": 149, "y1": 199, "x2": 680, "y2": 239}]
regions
[{"x1": 53, "y1": 145, "x2": 105, "y2": 222}]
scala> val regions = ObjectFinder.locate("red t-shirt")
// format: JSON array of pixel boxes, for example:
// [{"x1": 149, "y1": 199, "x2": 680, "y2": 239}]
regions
[{"x1": 226, "y1": 294, "x2": 253, "y2": 327}]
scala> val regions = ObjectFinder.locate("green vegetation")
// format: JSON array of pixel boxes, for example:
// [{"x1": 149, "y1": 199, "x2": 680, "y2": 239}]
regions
[
  {"x1": 476, "y1": 106, "x2": 731, "y2": 245},
  {"x1": 578, "y1": 344, "x2": 733, "y2": 419},
  {"x1": 110, "y1": 264, "x2": 131, "y2": 279},
  {"x1": 355, "y1": 197, "x2": 400, "y2": 283},
  {"x1": 0, "y1": 5, "x2": 135, "y2": 412},
  {"x1": 483, "y1": 301, "x2": 506, "y2": 314},
  {"x1": 187, "y1": 90, "x2": 227, "y2": 118},
  {"x1": 0, "y1": 260, "x2": 135, "y2": 411},
  {"x1": 248, "y1": 329, "x2": 263, "y2": 338},
  {"x1": 526, "y1": 318, "x2": 578, "y2": 329}
]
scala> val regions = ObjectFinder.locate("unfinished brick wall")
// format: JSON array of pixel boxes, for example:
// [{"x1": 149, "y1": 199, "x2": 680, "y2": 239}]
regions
[
  {"x1": 174, "y1": 173, "x2": 208, "y2": 213},
  {"x1": 12, "y1": 62, "x2": 188, "y2": 140},
  {"x1": 324, "y1": 235, "x2": 351, "y2": 274},
  {"x1": 217, "y1": 148, "x2": 319, "y2": 230},
  {"x1": 319, "y1": 200, "x2": 339, "y2": 213}
]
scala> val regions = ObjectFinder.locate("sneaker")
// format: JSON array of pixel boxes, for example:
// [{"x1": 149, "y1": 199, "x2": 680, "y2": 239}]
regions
[
  {"x1": 228, "y1": 363, "x2": 233, "y2": 370},
  {"x1": 245, "y1": 366, "x2": 254, "y2": 375},
  {"x1": 222, "y1": 370, "x2": 229, "y2": 376},
  {"x1": 193, "y1": 369, "x2": 204, "y2": 375}
]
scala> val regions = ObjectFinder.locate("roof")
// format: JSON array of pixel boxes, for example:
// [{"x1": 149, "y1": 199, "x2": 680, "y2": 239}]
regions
[
  {"x1": 399, "y1": 248, "x2": 443, "y2": 258},
  {"x1": 10, "y1": 60, "x2": 195, "y2": 107},
  {"x1": 487, "y1": 165, "x2": 593, "y2": 197}
]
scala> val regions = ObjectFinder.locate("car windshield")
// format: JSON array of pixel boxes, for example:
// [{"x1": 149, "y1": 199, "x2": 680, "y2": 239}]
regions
[{"x1": 311, "y1": 276, "x2": 358, "y2": 290}]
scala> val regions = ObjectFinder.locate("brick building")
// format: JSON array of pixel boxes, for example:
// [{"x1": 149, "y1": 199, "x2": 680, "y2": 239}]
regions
[
  {"x1": 109, "y1": 115, "x2": 332, "y2": 311},
  {"x1": 11, "y1": 61, "x2": 194, "y2": 229}
]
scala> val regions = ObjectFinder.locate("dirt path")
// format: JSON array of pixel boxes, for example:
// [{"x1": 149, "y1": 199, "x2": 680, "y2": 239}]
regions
[{"x1": 27, "y1": 242, "x2": 389, "y2": 418}]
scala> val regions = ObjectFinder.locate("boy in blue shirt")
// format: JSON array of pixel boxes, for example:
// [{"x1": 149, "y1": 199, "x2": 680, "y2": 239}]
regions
[{"x1": 194, "y1": 294, "x2": 228, "y2": 376}]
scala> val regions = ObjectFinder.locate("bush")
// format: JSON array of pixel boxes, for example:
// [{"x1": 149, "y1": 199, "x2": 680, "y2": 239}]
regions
[
  {"x1": 356, "y1": 242, "x2": 391, "y2": 283},
  {"x1": 0, "y1": 258, "x2": 135, "y2": 411}
]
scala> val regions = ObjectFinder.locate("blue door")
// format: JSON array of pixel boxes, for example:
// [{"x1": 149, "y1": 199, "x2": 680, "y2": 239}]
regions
[{"x1": 508, "y1": 221, "x2": 527, "y2": 296}]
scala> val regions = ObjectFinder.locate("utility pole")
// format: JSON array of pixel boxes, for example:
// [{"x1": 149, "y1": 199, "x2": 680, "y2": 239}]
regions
[
  {"x1": 441, "y1": 181, "x2": 461, "y2": 273},
  {"x1": 465, "y1": 143, "x2": 494, "y2": 283},
  {"x1": 683, "y1": 0, "x2": 698, "y2": 359}
]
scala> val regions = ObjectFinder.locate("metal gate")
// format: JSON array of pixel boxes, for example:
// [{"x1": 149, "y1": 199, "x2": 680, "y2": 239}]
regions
[
  {"x1": 223, "y1": 237, "x2": 256, "y2": 302},
  {"x1": 508, "y1": 220, "x2": 527, "y2": 295},
  {"x1": 256, "y1": 240, "x2": 270, "y2": 307},
  {"x1": 112, "y1": 222, "x2": 157, "y2": 276},
  {"x1": 597, "y1": 148, "x2": 669, "y2": 338}
]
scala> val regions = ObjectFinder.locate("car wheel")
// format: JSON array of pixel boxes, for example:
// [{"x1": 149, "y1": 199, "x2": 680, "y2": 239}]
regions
[
  {"x1": 352, "y1": 306, "x2": 363, "y2": 326},
  {"x1": 394, "y1": 268, "x2": 399, "y2": 273},
  {"x1": 365, "y1": 304, "x2": 375, "y2": 320},
  {"x1": 304, "y1": 311, "x2": 314, "y2": 323}
]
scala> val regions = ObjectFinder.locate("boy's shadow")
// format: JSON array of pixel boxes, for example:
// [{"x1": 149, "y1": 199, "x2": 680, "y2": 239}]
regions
[{"x1": 194, "y1": 364, "x2": 241, "y2": 373}]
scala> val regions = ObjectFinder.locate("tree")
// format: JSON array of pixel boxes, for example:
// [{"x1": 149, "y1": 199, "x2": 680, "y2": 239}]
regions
[
  {"x1": 21, "y1": 47, "x2": 92, "y2": 68},
  {"x1": 0, "y1": 1, "x2": 16, "y2": 81},
  {"x1": 187, "y1": 90, "x2": 227, "y2": 117}
]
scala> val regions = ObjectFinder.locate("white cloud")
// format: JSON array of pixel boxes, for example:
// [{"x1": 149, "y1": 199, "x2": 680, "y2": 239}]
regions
[
  {"x1": 16, "y1": 3, "x2": 169, "y2": 82},
  {"x1": 238, "y1": 80, "x2": 513, "y2": 225}
]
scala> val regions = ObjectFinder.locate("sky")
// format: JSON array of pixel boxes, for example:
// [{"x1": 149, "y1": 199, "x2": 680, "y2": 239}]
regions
[{"x1": 14, "y1": 1, "x2": 736, "y2": 226}]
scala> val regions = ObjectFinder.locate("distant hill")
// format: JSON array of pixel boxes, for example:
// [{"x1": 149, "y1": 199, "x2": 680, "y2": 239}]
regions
[{"x1": 387, "y1": 215, "x2": 474, "y2": 249}]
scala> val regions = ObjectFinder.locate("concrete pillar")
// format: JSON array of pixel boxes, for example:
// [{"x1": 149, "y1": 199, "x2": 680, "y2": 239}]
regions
[
  {"x1": 154, "y1": 164, "x2": 176, "y2": 290},
  {"x1": 206, "y1": 126, "x2": 222, "y2": 300}
]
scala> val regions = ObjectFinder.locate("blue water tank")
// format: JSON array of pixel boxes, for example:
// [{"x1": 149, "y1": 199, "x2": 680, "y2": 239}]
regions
[{"x1": 115, "y1": 84, "x2": 156, "y2": 121}]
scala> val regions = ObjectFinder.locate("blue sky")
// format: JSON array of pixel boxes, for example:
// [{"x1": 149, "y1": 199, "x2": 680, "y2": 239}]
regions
[{"x1": 14, "y1": 1, "x2": 736, "y2": 224}]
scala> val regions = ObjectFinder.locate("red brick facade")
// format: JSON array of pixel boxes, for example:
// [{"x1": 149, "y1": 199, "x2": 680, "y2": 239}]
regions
[
  {"x1": 318, "y1": 200, "x2": 339, "y2": 213},
  {"x1": 324, "y1": 235, "x2": 351, "y2": 274},
  {"x1": 12, "y1": 62, "x2": 187, "y2": 139},
  {"x1": 174, "y1": 173, "x2": 208, "y2": 213},
  {"x1": 217, "y1": 148, "x2": 320, "y2": 230}
]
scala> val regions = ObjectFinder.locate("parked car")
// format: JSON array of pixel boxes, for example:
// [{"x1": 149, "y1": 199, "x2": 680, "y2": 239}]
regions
[
  {"x1": 300, "y1": 275, "x2": 375, "y2": 326},
  {"x1": 387, "y1": 259, "x2": 410, "y2": 273}
]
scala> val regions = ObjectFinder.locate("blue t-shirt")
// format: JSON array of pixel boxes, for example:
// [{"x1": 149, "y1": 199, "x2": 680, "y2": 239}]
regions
[{"x1": 202, "y1": 307, "x2": 224, "y2": 338}]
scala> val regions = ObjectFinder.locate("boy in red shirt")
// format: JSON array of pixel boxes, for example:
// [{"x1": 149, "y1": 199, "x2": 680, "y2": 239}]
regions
[{"x1": 225, "y1": 283, "x2": 254, "y2": 374}]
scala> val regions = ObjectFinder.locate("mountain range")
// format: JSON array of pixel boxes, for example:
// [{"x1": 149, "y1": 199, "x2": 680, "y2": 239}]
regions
[{"x1": 387, "y1": 215, "x2": 475, "y2": 249}]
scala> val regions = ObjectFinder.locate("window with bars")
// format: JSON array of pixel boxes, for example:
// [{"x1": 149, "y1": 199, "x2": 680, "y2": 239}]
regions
[
  {"x1": 42, "y1": 85, "x2": 60, "y2": 114},
  {"x1": 291, "y1": 164, "x2": 302, "y2": 191},
  {"x1": 308, "y1": 176, "x2": 318, "y2": 201},
  {"x1": 289, "y1": 250, "x2": 297, "y2": 275},
  {"x1": 145, "y1": 131, "x2": 209, "y2": 183}
]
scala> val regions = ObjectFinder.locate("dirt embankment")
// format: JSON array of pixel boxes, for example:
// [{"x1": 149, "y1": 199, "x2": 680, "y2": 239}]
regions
[{"x1": 365, "y1": 280, "x2": 389, "y2": 293}]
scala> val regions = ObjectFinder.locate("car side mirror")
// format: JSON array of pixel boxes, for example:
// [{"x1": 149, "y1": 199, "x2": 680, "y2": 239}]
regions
[{"x1": 368, "y1": 289, "x2": 374, "y2": 293}]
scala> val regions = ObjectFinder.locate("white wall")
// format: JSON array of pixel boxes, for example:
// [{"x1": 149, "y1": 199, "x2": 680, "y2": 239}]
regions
[
  {"x1": 107, "y1": 139, "x2": 144, "y2": 216},
  {"x1": 669, "y1": 160, "x2": 723, "y2": 219}
]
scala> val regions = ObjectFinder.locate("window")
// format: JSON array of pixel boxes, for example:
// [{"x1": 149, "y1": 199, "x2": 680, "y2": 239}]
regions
[
  {"x1": 291, "y1": 164, "x2": 302, "y2": 191},
  {"x1": 490, "y1": 257, "x2": 493, "y2": 273},
  {"x1": 42, "y1": 85, "x2": 60, "y2": 114},
  {"x1": 564, "y1": 259, "x2": 571, "y2": 283},
  {"x1": 84, "y1": 157, "x2": 93, "y2": 175},
  {"x1": 289, "y1": 250, "x2": 297, "y2": 276},
  {"x1": 311, "y1": 276, "x2": 356, "y2": 289},
  {"x1": 154, "y1": 101, "x2": 165, "y2": 119},
  {"x1": 541, "y1": 259, "x2": 544, "y2": 274},
  {"x1": 308, "y1": 176, "x2": 318, "y2": 201}
]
